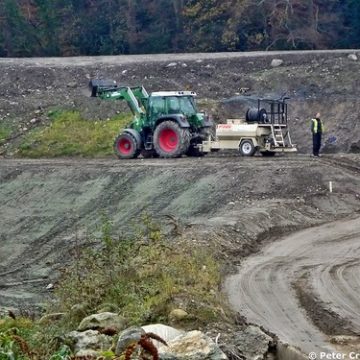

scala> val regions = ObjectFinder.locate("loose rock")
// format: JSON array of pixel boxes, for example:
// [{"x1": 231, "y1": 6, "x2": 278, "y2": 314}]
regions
[
  {"x1": 66, "y1": 330, "x2": 113, "y2": 354},
  {"x1": 158, "y1": 330, "x2": 228, "y2": 360},
  {"x1": 78, "y1": 312, "x2": 127, "y2": 332},
  {"x1": 271, "y1": 59, "x2": 283, "y2": 67}
]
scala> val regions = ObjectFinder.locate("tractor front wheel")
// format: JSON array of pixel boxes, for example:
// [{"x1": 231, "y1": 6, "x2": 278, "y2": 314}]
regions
[
  {"x1": 114, "y1": 133, "x2": 140, "y2": 159},
  {"x1": 153, "y1": 121, "x2": 190, "y2": 158}
]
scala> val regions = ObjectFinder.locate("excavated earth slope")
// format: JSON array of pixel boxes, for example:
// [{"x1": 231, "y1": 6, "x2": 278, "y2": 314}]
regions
[
  {"x1": 0, "y1": 50, "x2": 360, "y2": 154},
  {"x1": 1, "y1": 155, "x2": 359, "y2": 307}
]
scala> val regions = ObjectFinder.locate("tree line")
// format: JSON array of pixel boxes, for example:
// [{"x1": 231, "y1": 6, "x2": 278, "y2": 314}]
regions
[{"x1": 0, "y1": 0, "x2": 359, "y2": 57}]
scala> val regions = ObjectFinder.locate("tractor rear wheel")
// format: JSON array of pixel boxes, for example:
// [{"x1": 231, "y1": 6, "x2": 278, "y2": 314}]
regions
[
  {"x1": 153, "y1": 121, "x2": 190, "y2": 158},
  {"x1": 114, "y1": 133, "x2": 140, "y2": 159}
]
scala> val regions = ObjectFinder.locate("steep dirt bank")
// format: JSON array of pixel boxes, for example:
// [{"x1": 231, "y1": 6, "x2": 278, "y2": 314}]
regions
[
  {"x1": 0, "y1": 50, "x2": 359, "y2": 155},
  {"x1": 0, "y1": 154, "x2": 359, "y2": 311}
]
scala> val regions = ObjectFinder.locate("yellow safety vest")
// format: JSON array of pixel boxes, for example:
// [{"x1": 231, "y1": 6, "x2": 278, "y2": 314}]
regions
[{"x1": 311, "y1": 119, "x2": 324, "y2": 134}]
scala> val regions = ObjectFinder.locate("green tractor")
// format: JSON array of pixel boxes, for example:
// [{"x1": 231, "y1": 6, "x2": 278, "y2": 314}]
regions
[{"x1": 90, "y1": 79, "x2": 213, "y2": 159}]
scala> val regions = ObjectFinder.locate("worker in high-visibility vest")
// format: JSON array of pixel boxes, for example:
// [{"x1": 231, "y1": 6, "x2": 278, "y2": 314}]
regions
[{"x1": 311, "y1": 112, "x2": 324, "y2": 157}]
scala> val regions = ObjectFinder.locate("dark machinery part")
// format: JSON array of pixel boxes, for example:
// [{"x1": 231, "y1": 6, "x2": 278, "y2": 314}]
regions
[
  {"x1": 89, "y1": 79, "x2": 118, "y2": 97},
  {"x1": 246, "y1": 108, "x2": 268, "y2": 123}
]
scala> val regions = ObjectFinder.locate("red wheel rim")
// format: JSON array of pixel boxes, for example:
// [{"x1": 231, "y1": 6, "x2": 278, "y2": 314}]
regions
[
  {"x1": 118, "y1": 138, "x2": 132, "y2": 155},
  {"x1": 158, "y1": 128, "x2": 178, "y2": 153}
]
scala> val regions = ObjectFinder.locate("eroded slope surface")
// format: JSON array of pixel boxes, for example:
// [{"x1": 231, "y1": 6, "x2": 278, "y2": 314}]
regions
[{"x1": 0, "y1": 155, "x2": 359, "y2": 313}]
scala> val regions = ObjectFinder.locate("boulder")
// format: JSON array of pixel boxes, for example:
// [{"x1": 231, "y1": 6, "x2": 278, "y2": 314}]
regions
[
  {"x1": 158, "y1": 330, "x2": 227, "y2": 360},
  {"x1": 66, "y1": 330, "x2": 113, "y2": 354},
  {"x1": 78, "y1": 312, "x2": 126, "y2": 332},
  {"x1": 142, "y1": 324, "x2": 184, "y2": 347},
  {"x1": 348, "y1": 54, "x2": 358, "y2": 61},
  {"x1": 168, "y1": 309, "x2": 189, "y2": 323},
  {"x1": 115, "y1": 326, "x2": 145, "y2": 356},
  {"x1": 231, "y1": 325, "x2": 272, "y2": 360},
  {"x1": 271, "y1": 59, "x2": 283, "y2": 67}
]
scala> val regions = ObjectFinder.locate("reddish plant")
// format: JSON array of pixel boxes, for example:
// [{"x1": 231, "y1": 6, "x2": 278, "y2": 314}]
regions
[{"x1": 124, "y1": 332, "x2": 167, "y2": 360}]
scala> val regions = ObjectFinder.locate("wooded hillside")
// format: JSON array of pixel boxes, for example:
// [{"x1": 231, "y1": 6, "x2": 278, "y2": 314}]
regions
[{"x1": 0, "y1": 0, "x2": 359, "y2": 57}]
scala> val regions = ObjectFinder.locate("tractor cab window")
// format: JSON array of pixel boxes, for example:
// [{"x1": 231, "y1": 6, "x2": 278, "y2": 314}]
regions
[
  {"x1": 168, "y1": 98, "x2": 180, "y2": 114},
  {"x1": 166, "y1": 96, "x2": 196, "y2": 116},
  {"x1": 149, "y1": 97, "x2": 166, "y2": 119}
]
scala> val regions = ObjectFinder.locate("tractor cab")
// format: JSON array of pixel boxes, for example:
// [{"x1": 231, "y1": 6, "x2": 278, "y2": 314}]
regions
[{"x1": 146, "y1": 91, "x2": 204, "y2": 127}]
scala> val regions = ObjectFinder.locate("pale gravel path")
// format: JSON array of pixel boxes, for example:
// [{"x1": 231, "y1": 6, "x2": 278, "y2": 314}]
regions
[
  {"x1": 0, "y1": 50, "x2": 358, "y2": 67},
  {"x1": 225, "y1": 216, "x2": 360, "y2": 354}
]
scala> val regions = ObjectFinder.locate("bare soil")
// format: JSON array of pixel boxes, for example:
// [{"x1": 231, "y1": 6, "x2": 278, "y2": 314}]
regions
[
  {"x1": 0, "y1": 154, "x2": 359, "y2": 305},
  {"x1": 1, "y1": 50, "x2": 360, "y2": 155}
]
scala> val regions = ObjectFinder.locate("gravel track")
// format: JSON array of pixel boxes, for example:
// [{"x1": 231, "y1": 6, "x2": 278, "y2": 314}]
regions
[
  {"x1": 225, "y1": 216, "x2": 360, "y2": 354},
  {"x1": 0, "y1": 49, "x2": 358, "y2": 67}
]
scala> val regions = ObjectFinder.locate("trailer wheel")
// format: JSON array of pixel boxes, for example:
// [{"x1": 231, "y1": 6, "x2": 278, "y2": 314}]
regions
[
  {"x1": 240, "y1": 140, "x2": 256, "y2": 156},
  {"x1": 114, "y1": 133, "x2": 140, "y2": 159},
  {"x1": 260, "y1": 151, "x2": 276, "y2": 157},
  {"x1": 154, "y1": 121, "x2": 190, "y2": 158}
]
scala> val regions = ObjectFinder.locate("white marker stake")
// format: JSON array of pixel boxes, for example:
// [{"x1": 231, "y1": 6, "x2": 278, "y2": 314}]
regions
[{"x1": 329, "y1": 181, "x2": 333, "y2": 193}]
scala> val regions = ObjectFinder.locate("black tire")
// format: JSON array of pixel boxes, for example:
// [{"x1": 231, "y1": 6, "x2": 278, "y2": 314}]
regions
[
  {"x1": 260, "y1": 151, "x2": 276, "y2": 157},
  {"x1": 240, "y1": 140, "x2": 256, "y2": 156},
  {"x1": 153, "y1": 121, "x2": 191, "y2": 158},
  {"x1": 114, "y1": 133, "x2": 140, "y2": 159}
]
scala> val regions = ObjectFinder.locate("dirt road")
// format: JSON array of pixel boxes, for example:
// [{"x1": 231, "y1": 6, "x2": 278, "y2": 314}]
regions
[
  {"x1": 0, "y1": 49, "x2": 357, "y2": 67},
  {"x1": 225, "y1": 216, "x2": 360, "y2": 354}
]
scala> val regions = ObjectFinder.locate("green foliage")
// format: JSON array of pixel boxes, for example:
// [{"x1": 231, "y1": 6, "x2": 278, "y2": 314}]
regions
[
  {"x1": 0, "y1": 318, "x2": 34, "y2": 360},
  {"x1": 0, "y1": 218, "x2": 226, "y2": 358},
  {"x1": 48, "y1": 345, "x2": 72, "y2": 360},
  {"x1": 0, "y1": 125, "x2": 12, "y2": 142},
  {"x1": 17, "y1": 110, "x2": 131, "y2": 158},
  {"x1": 1, "y1": 0, "x2": 359, "y2": 56},
  {"x1": 49, "y1": 215, "x2": 224, "y2": 328}
]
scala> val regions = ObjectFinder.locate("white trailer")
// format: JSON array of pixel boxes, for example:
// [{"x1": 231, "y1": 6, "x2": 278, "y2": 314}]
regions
[{"x1": 199, "y1": 97, "x2": 297, "y2": 156}]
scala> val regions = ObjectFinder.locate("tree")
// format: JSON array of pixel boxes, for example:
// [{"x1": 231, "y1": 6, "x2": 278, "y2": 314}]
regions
[
  {"x1": 2, "y1": 0, "x2": 38, "y2": 56},
  {"x1": 341, "y1": 0, "x2": 360, "y2": 48}
]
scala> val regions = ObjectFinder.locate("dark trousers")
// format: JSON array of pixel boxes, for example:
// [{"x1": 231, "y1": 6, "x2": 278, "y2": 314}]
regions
[{"x1": 313, "y1": 133, "x2": 322, "y2": 156}]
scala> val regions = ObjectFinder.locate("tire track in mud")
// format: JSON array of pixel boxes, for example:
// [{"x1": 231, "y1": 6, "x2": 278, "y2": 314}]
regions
[
  {"x1": 318, "y1": 157, "x2": 360, "y2": 175},
  {"x1": 224, "y1": 217, "x2": 360, "y2": 354}
]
